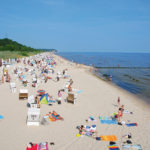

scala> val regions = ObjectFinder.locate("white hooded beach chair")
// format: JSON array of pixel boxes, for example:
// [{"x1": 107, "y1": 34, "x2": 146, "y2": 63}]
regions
[
  {"x1": 28, "y1": 95, "x2": 35, "y2": 105},
  {"x1": 57, "y1": 71, "x2": 62, "y2": 78},
  {"x1": 27, "y1": 107, "x2": 40, "y2": 126},
  {"x1": 10, "y1": 82, "x2": 16, "y2": 93}
]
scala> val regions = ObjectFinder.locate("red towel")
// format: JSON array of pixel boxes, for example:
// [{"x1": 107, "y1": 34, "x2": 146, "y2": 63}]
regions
[{"x1": 26, "y1": 144, "x2": 38, "y2": 150}]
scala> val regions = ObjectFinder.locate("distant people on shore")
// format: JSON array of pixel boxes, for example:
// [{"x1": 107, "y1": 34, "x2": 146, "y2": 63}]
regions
[
  {"x1": 110, "y1": 75, "x2": 112, "y2": 81},
  {"x1": 117, "y1": 97, "x2": 120, "y2": 107}
]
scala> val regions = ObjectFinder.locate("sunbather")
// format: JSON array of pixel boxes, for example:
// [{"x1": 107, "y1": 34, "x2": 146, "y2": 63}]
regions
[
  {"x1": 52, "y1": 111, "x2": 64, "y2": 120},
  {"x1": 46, "y1": 112, "x2": 57, "y2": 121},
  {"x1": 68, "y1": 84, "x2": 72, "y2": 92},
  {"x1": 79, "y1": 125, "x2": 86, "y2": 135},
  {"x1": 6, "y1": 74, "x2": 10, "y2": 82}
]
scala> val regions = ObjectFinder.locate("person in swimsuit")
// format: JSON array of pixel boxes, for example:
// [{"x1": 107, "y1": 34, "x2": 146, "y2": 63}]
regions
[
  {"x1": 52, "y1": 111, "x2": 64, "y2": 120},
  {"x1": 79, "y1": 125, "x2": 86, "y2": 135},
  {"x1": 117, "y1": 97, "x2": 120, "y2": 107}
]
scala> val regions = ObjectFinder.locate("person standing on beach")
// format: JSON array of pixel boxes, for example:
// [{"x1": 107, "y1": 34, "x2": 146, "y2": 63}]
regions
[
  {"x1": 1, "y1": 75, "x2": 4, "y2": 83},
  {"x1": 117, "y1": 97, "x2": 120, "y2": 107},
  {"x1": 58, "y1": 90, "x2": 62, "y2": 102},
  {"x1": 110, "y1": 75, "x2": 112, "y2": 81},
  {"x1": 70, "y1": 79, "x2": 73, "y2": 86}
]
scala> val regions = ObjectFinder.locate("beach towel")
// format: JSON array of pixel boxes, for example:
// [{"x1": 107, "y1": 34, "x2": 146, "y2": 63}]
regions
[
  {"x1": 122, "y1": 144, "x2": 142, "y2": 150},
  {"x1": 88, "y1": 116, "x2": 97, "y2": 122},
  {"x1": 85, "y1": 125, "x2": 96, "y2": 132},
  {"x1": 49, "y1": 116, "x2": 57, "y2": 121},
  {"x1": 76, "y1": 133, "x2": 81, "y2": 137},
  {"x1": 76, "y1": 90, "x2": 83, "y2": 94},
  {"x1": 51, "y1": 112, "x2": 63, "y2": 120},
  {"x1": 77, "y1": 125, "x2": 96, "y2": 137},
  {"x1": 44, "y1": 114, "x2": 57, "y2": 121},
  {"x1": 47, "y1": 100, "x2": 55, "y2": 103},
  {"x1": 0, "y1": 115, "x2": 4, "y2": 119},
  {"x1": 38, "y1": 142, "x2": 49, "y2": 150},
  {"x1": 100, "y1": 135, "x2": 117, "y2": 141},
  {"x1": 126, "y1": 123, "x2": 137, "y2": 127},
  {"x1": 26, "y1": 144, "x2": 38, "y2": 150},
  {"x1": 108, "y1": 144, "x2": 120, "y2": 150},
  {"x1": 100, "y1": 116, "x2": 117, "y2": 124}
]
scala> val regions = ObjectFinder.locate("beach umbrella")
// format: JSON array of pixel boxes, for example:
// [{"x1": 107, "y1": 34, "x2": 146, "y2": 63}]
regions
[{"x1": 37, "y1": 89, "x2": 46, "y2": 95}]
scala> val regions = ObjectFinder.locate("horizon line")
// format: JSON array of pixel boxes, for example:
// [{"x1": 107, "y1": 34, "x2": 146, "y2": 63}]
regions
[{"x1": 57, "y1": 51, "x2": 150, "y2": 53}]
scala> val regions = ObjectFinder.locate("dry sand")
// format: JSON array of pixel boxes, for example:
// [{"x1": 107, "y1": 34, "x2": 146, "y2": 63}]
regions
[{"x1": 0, "y1": 53, "x2": 150, "y2": 150}]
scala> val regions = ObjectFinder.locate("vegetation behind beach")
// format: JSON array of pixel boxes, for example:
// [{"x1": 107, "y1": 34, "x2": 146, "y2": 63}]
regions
[{"x1": 0, "y1": 38, "x2": 57, "y2": 59}]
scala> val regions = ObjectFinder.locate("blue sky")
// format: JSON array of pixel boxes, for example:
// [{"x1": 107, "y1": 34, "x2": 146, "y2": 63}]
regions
[{"x1": 0, "y1": 0, "x2": 150, "y2": 52}]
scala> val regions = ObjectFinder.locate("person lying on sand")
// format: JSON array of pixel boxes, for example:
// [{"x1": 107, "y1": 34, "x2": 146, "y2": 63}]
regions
[
  {"x1": 52, "y1": 111, "x2": 64, "y2": 120},
  {"x1": 68, "y1": 84, "x2": 72, "y2": 92},
  {"x1": 79, "y1": 125, "x2": 86, "y2": 135}
]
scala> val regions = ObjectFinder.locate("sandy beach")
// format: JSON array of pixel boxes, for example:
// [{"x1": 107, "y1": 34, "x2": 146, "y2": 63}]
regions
[{"x1": 0, "y1": 52, "x2": 150, "y2": 150}]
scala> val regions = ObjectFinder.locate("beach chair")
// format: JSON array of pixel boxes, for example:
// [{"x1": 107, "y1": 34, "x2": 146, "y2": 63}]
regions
[
  {"x1": 27, "y1": 108, "x2": 40, "y2": 126},
  {"x1": 19, "y1": 89, "x2": 28, "y2": 100},
  {"x1": 28, "y1": 95, "x2": 35, "y2": 105},
  {"x1": 57, "y1": 71, "x2": 62, "y2": 78},
  {"x1": 67, "y1": 93, "x2": 76, "y2": 104},
  {"x1": 10, "y1": 82, "x2": 16, "y2": 93}
]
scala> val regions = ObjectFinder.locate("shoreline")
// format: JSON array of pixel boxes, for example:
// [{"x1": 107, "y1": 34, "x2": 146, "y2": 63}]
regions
[{"x1": 56, "y1": 53, "x2": 150, "y2": 110}]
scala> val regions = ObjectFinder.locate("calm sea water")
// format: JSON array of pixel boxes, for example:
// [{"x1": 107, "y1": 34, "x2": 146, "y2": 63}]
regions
[{"x1": 58, "y1": 52, "x2": 150, "y2": 102}]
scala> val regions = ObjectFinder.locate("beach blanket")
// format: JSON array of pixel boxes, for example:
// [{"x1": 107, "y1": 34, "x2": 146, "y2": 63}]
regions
[
  {"x1": 49, "y1": 116, "x2": 57, "y2": 122},
  {"x1": 44, "y1": 114, "x2": 57, "y2": 122},
  {"x1": 51, "y1": 112, "x2": 64, "y2": 120},
  {"x1": 108, "y1": 144, "x2": 120, "y2": 150},
  {"x1": 38, "y1": 142, "x2": 49, "y2": 150},
  {"x1": 84, "y1": 125, "x2": 96, "y2": 137},
  {"x1": 100, "y1": 116, "x2": 117, "y2": 124},
  {"x1": 76, "y1": 125, "x2": 96, "y2": 137},
  {"x1": 26, "y1": 144, "x2": 38, "y2": 150},
  {"x1": 88, "y1": 116, "x2": 97, "y2": 122},
  {"x1": 76, "y1": 90, "x2": 83, "y2": 94},
  {"x1": 0, "y1": 115, "x2": 4, "y2": 119},
  {"x1": 126, "y1": 123, "x2": 137, "y2": 127},
  {"x1": 122, "y1": 144, "x2": 142, "y2": 150},
  {"x1": 100, "y1": 135, "x2": 117, "y2": 141},
  {"x1": 85, "y1": 125, "x2": 96, "y2": 132},
  {"x1": 47, "y1": 100, "x2": 55, "y2": 103}
]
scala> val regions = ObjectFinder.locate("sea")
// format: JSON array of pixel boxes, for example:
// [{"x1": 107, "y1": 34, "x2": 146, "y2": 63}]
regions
[{"x1": 58, "y1": 52, "x2": 150, "y2": 103}]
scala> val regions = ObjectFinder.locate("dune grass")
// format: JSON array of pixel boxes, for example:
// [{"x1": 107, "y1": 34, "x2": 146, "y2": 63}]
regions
[{"x1": 0, "y1": 51, "x2": 42, "y2": 59}]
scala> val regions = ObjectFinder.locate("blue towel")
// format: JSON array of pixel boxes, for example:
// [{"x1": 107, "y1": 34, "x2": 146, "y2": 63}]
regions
[
  {"x1": 126, "y1": 123, "x2": 137, "y2": 127},
  {"x1": 0, "y1": 115, "x2": 4, "y2": 119},
  {"x1": 77, "y1": 90, "x2": 83, "y2": 94},
  {"x1": 48, "y1": 100, "x2": 55, "y2": 103},
  {"x1": 100, "y1": 119, "x2": 117, "y2": 124}
]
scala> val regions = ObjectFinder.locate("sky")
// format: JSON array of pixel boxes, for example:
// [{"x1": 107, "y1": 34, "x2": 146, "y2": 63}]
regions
[{"x1": 0, "y1": 0, "x2": 150, "y2": 52}]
